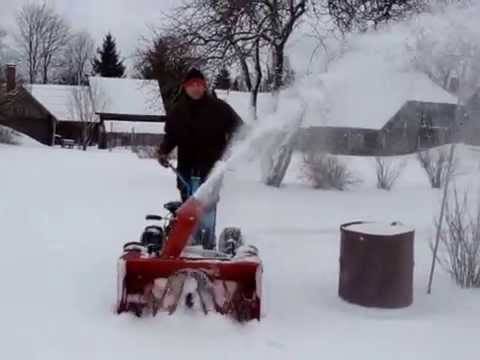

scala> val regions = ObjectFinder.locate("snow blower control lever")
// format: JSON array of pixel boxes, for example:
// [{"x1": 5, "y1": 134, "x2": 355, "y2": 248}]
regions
[{"x1": 165, "y1": 162, "x2": 192, "y2": 196}]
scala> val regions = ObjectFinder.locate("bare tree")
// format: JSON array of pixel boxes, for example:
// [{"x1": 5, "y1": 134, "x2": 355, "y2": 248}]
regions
[
  {"x1": 0, "y1": 30, "x2": 16, "y2": 115},
  {"x1": 164, "y1": 0, "x2": 308, "y2": 114},
  {"x1": 68, "y1": 84, "x2": 106, "y2": 150},
  {"x1": 0, "y1": 35, "x2": 11, "y2": 112},
  {"x1": 16, "y1": 3, "x2": 69, "y2": 84},
  {"x1": 163, "y1": 0, "x2": 267, "y2": 119},
  {"x1": 303, "y1": 10, "x2": 350, "y2": 74},
  {"x1": 254, "y1": 1, "x2": 310, "y2": 186},
  {"x1": 409, "y1": 19, "x2": 480, "y2": 99},
  {"x1": 164, "y1": 1, "x2": 259, "y2": 74},
  {"x1": 375, "y1": 157, "x2": 406, "y2": 190},
  {"x1": 258, "y1": 0, "x2": 308, "y2": 93},
  {"x1": 427, "y1": 0, "x2": 473, "y2": 9},
  {"x1": 322, "y1": 0, "x2": 426, "y2": 32},
  {"x1": 15, "y1": 3, "x2": 43, "y2": 83},
  {"x1": 60, "y1": 31, "x2": 94, "y2": 85},
  {"x1": 163, "y1": 1, "x2": 309, "y2": 187},
  {"x1": 0, "y1": 28, "x2": 7, "y2": 86},
  {"x1": 39, "y1": 11, "x2": 69, "y2": 83},
  {"x1": 0, "y1": 27, "x2": 6, "y2": 69},
  {"x1": 432, "y1": 187, "x2": 480, "y2": 288}
]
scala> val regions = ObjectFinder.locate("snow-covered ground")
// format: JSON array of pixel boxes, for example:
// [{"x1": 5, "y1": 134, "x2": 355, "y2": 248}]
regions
[
  {"x1": 3, "y1": 2, "x2": 480, "y2": 358},
  {"x1": 1, "y1": 142, "x2": 479, "y2": 360}
]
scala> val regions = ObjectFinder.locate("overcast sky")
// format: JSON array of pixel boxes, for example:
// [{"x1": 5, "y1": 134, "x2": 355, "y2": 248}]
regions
[
  {"x1": 1, "y1": 0, "x2": 180, "y2": 63},
  {"x1": 1, "y1": 0, "x2": 318, "y2": 76}
]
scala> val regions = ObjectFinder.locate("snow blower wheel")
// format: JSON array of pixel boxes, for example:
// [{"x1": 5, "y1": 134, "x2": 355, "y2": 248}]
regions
[{"x1": 140, "y1": 225, "x2": 165, "y2": 255}]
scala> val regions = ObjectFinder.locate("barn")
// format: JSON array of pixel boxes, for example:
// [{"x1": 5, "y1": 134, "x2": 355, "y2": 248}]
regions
[
  {"x1": 101, "y1": 120, "x2": 165, "y2": 148},
  {"x1": 25, "y1": 83, "x2": 100, "y2": 146},
  {"x1": 298, "y1": 71, "x2": 458, "y2": 156},
  {"x1": 215, "y1": 75, "x2": 458, "y2": 156},
  {"x1": 0, "y1": 65, "x2": 166, "y2": 148},
  {"x1": 90, "y1": 76, "x2": 166, "y2": 149},
  {"x1": 1, "y1": 89, "x2": 56, "y2": 145}
]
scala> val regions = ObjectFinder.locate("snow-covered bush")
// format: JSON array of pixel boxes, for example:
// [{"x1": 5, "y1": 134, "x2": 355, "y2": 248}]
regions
[
  {"x1": 417, "y1": 147, "x2": 458, "y2": 188},
  {"x1": 301, "y1": 151, "x2": 360, "y2": 190},
  {"x1": 132, "y1": 145, "x2": 157, "y2": 159},
  {"x1": 433, "y1": 188, "x2": 480, "y2": 288},
  {"x1": 375, "y1": 157, "x2": 406, "y2": 190}
]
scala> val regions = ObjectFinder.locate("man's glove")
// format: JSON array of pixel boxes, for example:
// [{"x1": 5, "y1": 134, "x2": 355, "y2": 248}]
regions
[{"x1": 156, "y1": 148, "x2": 170, "y2": 168}]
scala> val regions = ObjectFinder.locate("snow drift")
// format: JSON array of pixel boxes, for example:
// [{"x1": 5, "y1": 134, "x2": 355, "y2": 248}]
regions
[{"x1": 0, "y1": 124, "x2": 44, "y2": 147}]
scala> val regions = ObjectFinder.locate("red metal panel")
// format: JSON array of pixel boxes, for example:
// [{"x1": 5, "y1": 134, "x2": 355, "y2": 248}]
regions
[{"x1": 161, "y1": 197, "x2": 203, "y2": 258}]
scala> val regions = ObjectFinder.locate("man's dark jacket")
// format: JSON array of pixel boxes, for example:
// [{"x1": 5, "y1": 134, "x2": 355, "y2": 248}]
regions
[{"x1": 159, "y1": 92, "x2": 243, "y2": 192}]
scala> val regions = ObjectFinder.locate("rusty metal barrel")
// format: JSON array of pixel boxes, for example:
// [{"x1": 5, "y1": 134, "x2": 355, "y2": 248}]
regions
[{"x1": 339, "y1": 221, "x2": 414, "y2": 308}]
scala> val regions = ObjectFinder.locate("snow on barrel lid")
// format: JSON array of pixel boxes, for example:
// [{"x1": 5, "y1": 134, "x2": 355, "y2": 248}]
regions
[{"x1": 344, "y1": 222, "x2": 414, "y2": 236}]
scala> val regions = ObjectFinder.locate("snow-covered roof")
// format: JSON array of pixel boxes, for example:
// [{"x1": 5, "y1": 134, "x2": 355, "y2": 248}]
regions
[
  {"x1": 301, "y1": 71, "x2": 458, "y2": 130},
  {"x1": 214, "y1": 70, "x2": 456, "y2": 130},
  {"x1": 89, "y1": 77, "x2": 165, "y2": 117},
  {"x1": 103, "y1": 120, "x2": 164, "y2": 134},
  {"x1": 24, "y1": 78, "x2": 166, "y2": 122},
  {"x1": 25, "y1": 84, "x2": 92, "y2": 122}
]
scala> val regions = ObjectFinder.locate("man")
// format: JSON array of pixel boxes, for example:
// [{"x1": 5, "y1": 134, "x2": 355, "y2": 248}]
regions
[{"x1": 157, "y1": 68, "x2": 243, "y2": 248}]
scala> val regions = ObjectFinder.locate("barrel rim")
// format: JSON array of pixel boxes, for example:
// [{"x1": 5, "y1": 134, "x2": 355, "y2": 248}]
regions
[{"x1": 340, "y1": 221, "x2": 415, "y2": 238}]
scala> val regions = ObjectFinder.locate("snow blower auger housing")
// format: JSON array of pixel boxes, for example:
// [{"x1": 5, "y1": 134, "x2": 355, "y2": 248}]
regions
[{"x1": 116, "y1": 196, "x2": 262, "y2": 322}]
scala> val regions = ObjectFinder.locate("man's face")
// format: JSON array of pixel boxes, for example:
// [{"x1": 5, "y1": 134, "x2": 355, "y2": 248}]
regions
[{"x1": 184, "y1": 79, "x2": 206, "y2": 100}]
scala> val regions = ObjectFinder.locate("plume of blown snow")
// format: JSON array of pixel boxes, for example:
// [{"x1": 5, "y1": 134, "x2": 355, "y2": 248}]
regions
[
  {"x1": 195, "y1": 1, "x2": 480, "y2": 206},
  {"x1": 195, "y1": 88, "x2": 307, "y2": 206}
]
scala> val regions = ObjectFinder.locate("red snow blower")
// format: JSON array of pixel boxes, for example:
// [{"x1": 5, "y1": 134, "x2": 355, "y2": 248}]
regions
[{"x1": 116, "y1": 165, "x2": 262, "y2": 322}]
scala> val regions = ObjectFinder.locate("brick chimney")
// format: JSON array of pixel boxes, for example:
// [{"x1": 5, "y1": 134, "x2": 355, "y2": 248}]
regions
[{"x1": 6, "y1": 64, "x2": 16, "y2": 92}]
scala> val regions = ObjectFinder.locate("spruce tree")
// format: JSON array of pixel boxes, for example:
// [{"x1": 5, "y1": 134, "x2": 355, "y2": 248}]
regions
[{"x1": 93, "y1": 33, "x2": 126, "y2": 77}]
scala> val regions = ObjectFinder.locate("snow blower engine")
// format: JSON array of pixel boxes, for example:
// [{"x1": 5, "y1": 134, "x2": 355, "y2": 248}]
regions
[{"x1": 116, "y1": 164, "x2": 262, "y2": 322}]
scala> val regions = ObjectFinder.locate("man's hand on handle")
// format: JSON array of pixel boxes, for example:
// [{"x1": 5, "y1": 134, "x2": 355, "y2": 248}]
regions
[{"x1": 156, "y1": 147, "x2": 170, "y2": 168}]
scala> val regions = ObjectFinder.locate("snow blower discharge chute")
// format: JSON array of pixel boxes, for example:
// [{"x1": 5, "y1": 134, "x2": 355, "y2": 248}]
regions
[{"x1": 116, "y1": 164, "x2": 262, "y2": 322}]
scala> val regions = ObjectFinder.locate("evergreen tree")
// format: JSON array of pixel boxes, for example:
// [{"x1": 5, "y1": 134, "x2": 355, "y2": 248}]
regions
[
  {"x1": 135, "y1": 35, "x2": 200, "y2": 112},
  {"x1": 214, "y1": 67, "x2": 231, "y2": 90},
  {"x1": 93, "y1": 33, "x2": 126, "y2": 77}
]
